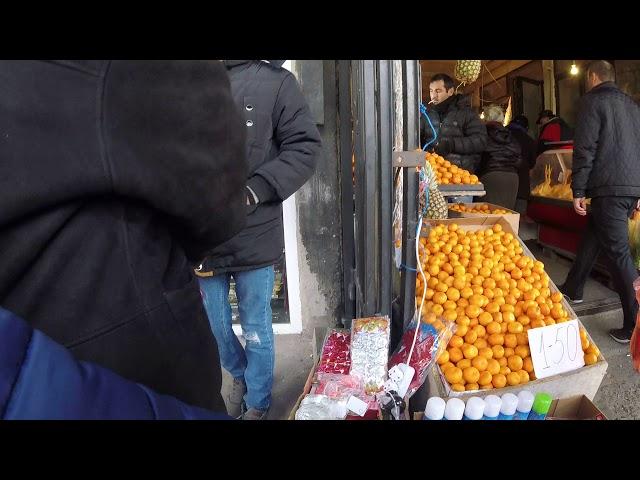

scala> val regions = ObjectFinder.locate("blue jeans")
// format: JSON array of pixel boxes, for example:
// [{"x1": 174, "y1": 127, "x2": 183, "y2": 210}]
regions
[{"x1": 198, "y1": 266, "x2": 275, "y2": 411}]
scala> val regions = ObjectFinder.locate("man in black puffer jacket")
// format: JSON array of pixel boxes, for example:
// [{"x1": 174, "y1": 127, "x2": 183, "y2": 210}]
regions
[
  {"x1": 0, "y1": 61, "x2": 247, "y2": 412},
  {"x1": 560, "y1": 60, "x2": 640, "y2": 344},
  {"x1": 196, "y1": 61, "x2": 321, "y2": 419},
  {"x1": 421, "y1": 73, "x2": 488, "y2": 174}
]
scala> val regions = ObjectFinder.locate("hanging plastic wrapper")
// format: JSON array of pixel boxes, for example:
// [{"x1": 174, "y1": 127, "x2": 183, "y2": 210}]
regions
[
  {"x1": 388, "y1": 313, "x2": 456, "y2": 399},
  {"x1": 294, "y1": 394, "x2": 349, "y2": 420},
  {"x1": 350, "y1": 316, "x2": 391, "y2": 395}
]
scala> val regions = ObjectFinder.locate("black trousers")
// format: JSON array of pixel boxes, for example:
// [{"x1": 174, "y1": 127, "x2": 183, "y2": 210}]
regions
[{"x1": 562, "y1": 196, "x2": 639, "y2": 330}]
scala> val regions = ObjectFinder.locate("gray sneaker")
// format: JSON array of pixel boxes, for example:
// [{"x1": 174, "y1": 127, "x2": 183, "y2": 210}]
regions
[
  {"x1": 241, "y1": 407, "x2": 269, "y2": 420},
  {"x1": 227, "y1": 378, "x2": 246, "y2": 418}
]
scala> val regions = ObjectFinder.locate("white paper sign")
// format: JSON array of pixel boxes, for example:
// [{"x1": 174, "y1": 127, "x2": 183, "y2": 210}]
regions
[
  {"x1": 346, "y1": 396, "x2": 368, "y2": 417},
  {"x1": 527, "y1": 319, "x2": 585, "y2": 379}
]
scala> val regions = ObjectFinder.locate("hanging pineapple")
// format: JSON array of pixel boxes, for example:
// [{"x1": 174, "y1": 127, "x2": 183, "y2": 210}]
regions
[{"x1": 454, "y1": 60, "x2": 482, "y2": 85}]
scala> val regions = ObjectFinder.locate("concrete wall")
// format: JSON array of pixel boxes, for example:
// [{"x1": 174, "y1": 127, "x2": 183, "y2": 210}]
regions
[{"x1": 293, "y1": 60, "x2": 344, "y2": 335}]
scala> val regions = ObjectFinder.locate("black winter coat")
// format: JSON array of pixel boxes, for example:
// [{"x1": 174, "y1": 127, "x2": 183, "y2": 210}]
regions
[
  {"x1": 421, "y1": 94, "x2": 488, "y2": 173},
  {"x1": 199, "y1": 60, "x2": 321, "y2": 274},
  {"x1": 479, "y1": 122, "x2": 522, "y2": 176},
  {"x1": 508, "y1": 123, "x2": 537, "y2": 200},
  {"x1": 572, "y1": 82, "x2": 640, "y2": 199},
  {"x1": 0, "y1": 60, "x2": 248, "y2": 411}
]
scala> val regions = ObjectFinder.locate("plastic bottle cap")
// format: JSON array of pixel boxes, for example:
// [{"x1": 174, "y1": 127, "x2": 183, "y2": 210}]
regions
[
  {"x1": 424, "y1": 397, "x2": 446, "y2": 420},
  {"x1": 500, "y1": 393, "x2": 518, "y2": 416},
  {"x1": 444, "y1": 398, "x2": 465, "y2": 420},
  {"x1": 532, "y1": 392, "x2": 553, "y2": 415},
  {"x1": 464, "y1": 396, "x2": 485, "y2": 420},
  {"x1": 483, "y1": 395, "x2": 502, "y2": 418},
  {"x1": 516, "y1": 390, "x2": 535, "y2": 413}
]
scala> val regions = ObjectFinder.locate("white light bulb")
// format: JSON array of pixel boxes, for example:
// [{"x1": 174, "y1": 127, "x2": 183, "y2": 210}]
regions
[
  {"x1": 480, "y1": 111, "x2": 485, "y2": 120},
  {"x1": 570, "y1": 63, "x2": 579, "y2": 75}
]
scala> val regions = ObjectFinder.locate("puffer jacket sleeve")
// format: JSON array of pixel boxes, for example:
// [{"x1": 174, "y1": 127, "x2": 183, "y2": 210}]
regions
[
  {"x1": 246, "y1": 72, "x2": 322, "y2": 203},
  {"x1": 0, "y1": 307, "x2": 230, "y2": 420},
  {"x1": 449, "y1": 109, "x2": 488, "y2": 155},
  {"x1": 571, "y1": 95, "x2": 601, "y2": 198},
  {"x1": 102, "y1": 60, "x2": 248, "y2": 262}
]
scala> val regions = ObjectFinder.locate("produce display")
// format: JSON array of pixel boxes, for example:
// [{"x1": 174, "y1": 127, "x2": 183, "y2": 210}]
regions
[
  {"x1": 416, "y1": 222, "x2": 600, "y2": 392},
  {"x1": 426, "y1": 153, "x2": 480, "y2": 186},
  {"x1": 531, "y1": 164, "x2": 574, "y2": 200},
  {"x1": 449, "y1": 204, "x2": 512, "y2": 215}
]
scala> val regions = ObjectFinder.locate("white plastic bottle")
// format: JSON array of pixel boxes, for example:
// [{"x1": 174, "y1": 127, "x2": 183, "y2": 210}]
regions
[
  {"x1": 444, "y1": 398, "x2": 465, "y2": 420},
  {"x1": 423, "y1": 397, "x2": 446, "y2": 420},
  {"x1": 463, "y1": 396, "x2": 485, "y2": 420},
  {"x1": 513, "y1": 390, "x2": 535, "y2": 420},
  {"x1": 497, "y1": 393, "x2": 518, "y2": 420},
  {"x1": 482, "y1": 395, "x2": 502, "y2": 420}
]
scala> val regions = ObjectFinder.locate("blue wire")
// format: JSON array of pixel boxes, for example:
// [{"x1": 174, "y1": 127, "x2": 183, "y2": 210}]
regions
[{"x1": 420, "y1": 102, "x2": 438, "y2": 151}]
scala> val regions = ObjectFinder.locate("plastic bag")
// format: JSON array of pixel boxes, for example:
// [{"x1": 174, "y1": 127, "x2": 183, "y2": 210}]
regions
[
  {"x1": 294, "y1": 394, "x2": 348, "y2": 420},
  {"x1": 388, "y1": 312, "x2": 456, "y2": 399},
  {"x1": 317, "y1": 328, "x2": 351, "y2": 375},
  {"x1": 350, "y1": 316, "x2": 391, "y2": 395}
]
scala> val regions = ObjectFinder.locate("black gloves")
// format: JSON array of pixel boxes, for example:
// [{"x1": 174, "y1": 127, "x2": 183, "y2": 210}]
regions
[{"x1": 434, "y1": 137, "x2": 453, "y2": 156}]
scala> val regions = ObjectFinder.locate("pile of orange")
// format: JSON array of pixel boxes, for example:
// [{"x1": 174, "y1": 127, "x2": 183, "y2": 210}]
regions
[
  {"x1": 416, "y1": 223, "x2": 600, "y2": 392},
  {"x1": 426, "y1": 153, "x2": 479, "y2": 185},
  {"x1": 449, "y1": 204, "x2": 511, "y2": 215}
]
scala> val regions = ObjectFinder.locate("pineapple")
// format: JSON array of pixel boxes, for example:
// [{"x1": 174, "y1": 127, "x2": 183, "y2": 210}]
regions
[{"x1": 454, "y1": 60, "x2": 482, "y2": 85}]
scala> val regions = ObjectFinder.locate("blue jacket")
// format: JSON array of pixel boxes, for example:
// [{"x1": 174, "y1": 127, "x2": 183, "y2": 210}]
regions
[{"x1": 0, "y1": 306, "x2": 231, "y2": 420}]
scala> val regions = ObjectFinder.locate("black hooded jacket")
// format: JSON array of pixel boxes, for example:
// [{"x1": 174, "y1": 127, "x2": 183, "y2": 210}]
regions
[
  {"x1": 0, "y1": 60, "x2": 247, "y2": 410},
  {"x1": 198, "y1": 60, "x2": 322, "y2": 275},
  {"x1": 421, "y1": 94, "x2": 488, "y2": 174},
  {"x1": 479, "y1": 121, "x2": 522, "y2": 176}
]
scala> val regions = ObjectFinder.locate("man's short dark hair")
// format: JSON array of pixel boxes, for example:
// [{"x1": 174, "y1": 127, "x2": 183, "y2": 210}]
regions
[
  {"x1": 430, "y1": 73, "x2": 456, "y2": 91},
  {"x1": 587, "y1": 60, "x2": 615, "y2": 82}
]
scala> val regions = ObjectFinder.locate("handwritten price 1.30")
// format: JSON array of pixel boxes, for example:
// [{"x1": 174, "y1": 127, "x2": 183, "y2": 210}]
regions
[{"x1": 528, "y1": 319, "x2": 585, "y2": 379}]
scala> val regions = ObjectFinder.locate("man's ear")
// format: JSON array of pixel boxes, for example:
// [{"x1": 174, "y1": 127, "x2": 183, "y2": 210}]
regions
[{"x1": 447, "y1": 88, "x2": 455, "y2": 96}]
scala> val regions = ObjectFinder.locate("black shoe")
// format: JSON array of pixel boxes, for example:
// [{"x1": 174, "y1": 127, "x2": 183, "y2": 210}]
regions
[
  {"x1": 609, "y1": 327, "x2": 634, "y2": 344},
  {"x1": 558, "y1": 285, "x2": 583, "y2": 304}
]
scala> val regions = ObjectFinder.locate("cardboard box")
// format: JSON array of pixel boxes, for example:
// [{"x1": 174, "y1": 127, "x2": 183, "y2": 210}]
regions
[
  {"x1": 546, "y1": 395, "x2": 607, "y2": 420},
  {"x1": 448, "y1": 203, "x2": 521, "y2": 234},
  {"x1": 422, "y1": 216, "x2": 608, "y2": 403}
]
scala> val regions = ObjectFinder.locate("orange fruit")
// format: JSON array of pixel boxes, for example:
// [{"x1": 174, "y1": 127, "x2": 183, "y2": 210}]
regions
[
  {"x1": 503, "y1": 347, "x2": 515, "y2": 358},
  {"x1": 472, "y1": 325, "x2": 486, "y2": 338},
  {"x1": 464, "y1": 330, "x2": 478, "y2": 345},
  {"x1": 440, "y1": 362, "x2": 455, "y2": 374},
  {"x1": 449, "y1": 335, "x2": 464, "y2": 349},
  {"x1": 465, "y1": 304, "x2": 481, "y2": 319},
  {"x1": 584, "y1": 353, "x2": 598, "y2": 365},
  {"x1": 474, "y1": 338, "x2": 488, "y2": 349},
  {"x1": 486, "y1": 358, "x2": 501, "y2": 375},
  {"x1": 498, "y1": 361, "x2": 509, "y2": 371},
  {"x1": 457, "y1": 358, "x2": 472, "y2": 369},
  {"x1": 585, "y1": 345, "x2": 600, "y2": 358},
  {"x1": 492, "y1": 345, "x2": 505, "y2": 359},
  {"x1": 485, "y1": 302, "x2": 500, "y2": 314},
  {"x1": 437, "y1": 350, "x2": 450, "y2": 365},
  {"x1": 461, "y1": 287, "x2": 473, "y2": 299},
  {"x1": 472, "y1": 356, "x2": 488, "y2": 372},
  {"x1": 508, "y1": 322, "x2": 524, "y2": 334},
  {"x1": 465, "y1": 383, "x2": 480, "y2": 391},
  {"x1": 502, "y1": 312, "x2": 516, "y2": 324},
  {"x1": 551, "y1": 292, "x2": 563, "y2": 303},
  {"x1": 447, "y1": 288, "x2": 461, "y2": 302},
  {"x1": 486, "y1": 322, "x2": 501, "y2": 335},
  {"x1": 463, "y1": 366, "x2": 480, "y2": 384},
  {"x1": 518, "y1": 370, "x2": 530, "y2": 384},
  {"x1": 581, "y1": 336, "x2": 590, "y2": 351},
  {"x1": 479, "y1": 347, "x2": 494, "y2": 360},
  {"x1": 506, "y1": 372, "x2": 521, "y2": 386},
  {"x1": 456, "y1": 324, "x2": 469, "y2": 337},
  {"x1": 445, "y1": 367, "x2": 463, "y2": 385},
  {"x1": 432, "y1": 304, "x2": 444, "y2": 316},
  {"x1": 487, "y1": 333, "x2": 504, "y2": 347},
  {"x1": 478, "y1": 312, "x2": 494, "y2": 326},
  {"x1": 462, "y1": 344, "x2": 479, "y2": 360},
  {"x1": 443, "y1": 300, "x2": 457, "y2": 311},
  {"x1": 478, "y1": 370, "x2": 493, "y2": 386},
  {"x1": 523, "y1": 356, "x2": 534, "y2": 373},
  {"x1": 507, "y1": 355, "x2": 524, "y2": 371},
  {"x1": 448, "y1": 347, "x2": 464, "y2": 363},
  {"x1": 492, "y1": 373, "x2": 507, "y2": 388},
  {"x1": 504, "y1": 333, "x2": 518, "y2": 349},
  {"x1": 451, "y1": 383, "x2": 465, "y2": 392},
  {"x1": 515, "y1": 345, "x2": 530, "y2": 359}
]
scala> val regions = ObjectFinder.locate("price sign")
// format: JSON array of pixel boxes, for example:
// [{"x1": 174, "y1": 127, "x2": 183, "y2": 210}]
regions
[{"x1": 527, "y1": 319, "x2": 585, "y2": 379}]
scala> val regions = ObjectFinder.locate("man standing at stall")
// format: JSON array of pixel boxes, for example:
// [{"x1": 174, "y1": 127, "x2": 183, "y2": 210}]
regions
[
  {"x1": 196, "y1": 60, "x2": 322, "y2": 420},
  {"x1": 560, "y1": 60, "x2": 640, "y2": 344},
  {"x1": 420, "y1": 73, "x2": 488, "y2": 174},
  {"x1": 536, "y1": 109, "x2": 573, "y2": 155}
]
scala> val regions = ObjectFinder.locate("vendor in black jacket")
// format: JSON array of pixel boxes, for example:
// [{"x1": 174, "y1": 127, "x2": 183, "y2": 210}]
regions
[
  {"x1": 421, "y1": 73, "x2": 488, "y2": 174},
  {"x1": 196, "y1": 60, "x2": 321, "y2": 420},
  {"x1": 478, "y1": 105, "x2": 522, "y2": 210},
  {"x1": 0, "y1": 60, "x2": 247, "y2": 411},
  {"x1": 508, "y1": 115, "x2": 537, "y2": 211},
  {"x1": 560, "y1": 60, "x2": 640, "y2": 344}
]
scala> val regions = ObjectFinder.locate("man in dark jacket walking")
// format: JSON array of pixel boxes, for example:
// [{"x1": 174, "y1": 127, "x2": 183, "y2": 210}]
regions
[
  {"x1": 508, "y1": 115, "x2": 538, "y2": 212},
  {"x1": 196, "y1": 60, "x2": 321, "y2": 419},
  {"x1": 420, "y1": 73, "x2": 488, "y2": 174},
  {"x1": 559, "y1": 60, "x2": 640, "y2": 344},
  {"x1": 0, "y1": 60, "x2": 247, "y2": 412}
]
